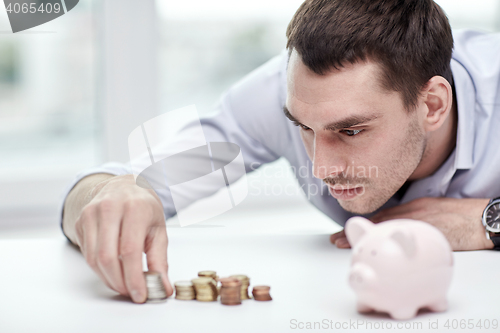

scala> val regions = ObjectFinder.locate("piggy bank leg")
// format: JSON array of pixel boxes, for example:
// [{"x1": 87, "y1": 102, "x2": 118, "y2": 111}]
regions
[
  {"x1": 390, "y1": 307, "x2": 418, "y2": 320},
  {"x1": 356, "y1": 302, "x2": 373, "y2": 313},
  {"x1": 427, "y1": 299, "x2": 448, "y2": 312}
]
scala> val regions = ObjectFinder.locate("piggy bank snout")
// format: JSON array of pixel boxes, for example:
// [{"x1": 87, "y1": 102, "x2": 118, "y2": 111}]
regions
[
  {"x1": 349, "y1": 271, "x2": 364, "y2": 289},
  {"x1": 349, "y1": 263, "x2": 375, "y2": 290}
]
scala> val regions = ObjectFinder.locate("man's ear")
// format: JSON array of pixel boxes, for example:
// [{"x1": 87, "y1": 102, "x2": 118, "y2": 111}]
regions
[
  {"x1": 345, "y1": 216, "x2": 374, "y2": 246},
  {"x1": 421, "y1": 76, "x2": 453, "y2": 132},
  {"x1": 391, "y1": 229, "x2": 417, "y2": 258}
]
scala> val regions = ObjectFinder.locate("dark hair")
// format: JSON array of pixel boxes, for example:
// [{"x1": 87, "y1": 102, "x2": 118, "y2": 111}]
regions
[{"x1": 286, "y1": 0, "x2": 454, "y2": 111}]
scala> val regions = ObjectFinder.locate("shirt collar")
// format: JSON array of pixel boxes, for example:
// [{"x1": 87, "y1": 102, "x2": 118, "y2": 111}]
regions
[{"x1": 450, "y1": 58, "x2": 476, "y2": 170}]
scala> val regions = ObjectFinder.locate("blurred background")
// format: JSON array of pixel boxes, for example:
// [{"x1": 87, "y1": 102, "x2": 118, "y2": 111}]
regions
[{"x1": 1, "y1": 0, "x2": 499, "y2": 239}]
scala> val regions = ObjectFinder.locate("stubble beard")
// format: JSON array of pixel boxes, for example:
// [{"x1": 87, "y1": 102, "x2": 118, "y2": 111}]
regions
[{"x1": 338, "y1": 114, "x2": 427, "y2": 215}]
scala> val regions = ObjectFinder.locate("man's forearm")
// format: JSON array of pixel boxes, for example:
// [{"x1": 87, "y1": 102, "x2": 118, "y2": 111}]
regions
[{"x1": 62, "y1": 173, "x2": 116, "y2": 245}]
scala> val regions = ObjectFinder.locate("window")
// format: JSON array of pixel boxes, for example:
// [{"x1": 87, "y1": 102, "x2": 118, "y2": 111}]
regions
[
  {"x1": 0, "y1": 1, "x2": 98, "y2": 183},
  {"x1": 157, "y1": 0, "x2": 305, "y2": 114},
  {"x1": 157, "y1": 0, "x2": 500, "y2": 116},
  {"x1": 1, "y1": 0, "x2": 499, "y2": 236},
  {"x1": 436, "y1": 0, "x2": 500, "y2": 32}
]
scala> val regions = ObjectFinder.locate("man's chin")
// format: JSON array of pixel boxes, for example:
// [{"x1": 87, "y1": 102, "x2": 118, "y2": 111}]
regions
[{"x1": 337, "y1": 196, "x2": 384, "y2": 215}]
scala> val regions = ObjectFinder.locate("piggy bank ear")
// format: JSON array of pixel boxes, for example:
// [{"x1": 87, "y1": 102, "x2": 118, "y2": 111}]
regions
[
  {"x1": 345, "y1": 216, "x2": 374, "y2": 246},
  {"x1": 391, "y1": 230, "x2": 417, "y2": 258}
]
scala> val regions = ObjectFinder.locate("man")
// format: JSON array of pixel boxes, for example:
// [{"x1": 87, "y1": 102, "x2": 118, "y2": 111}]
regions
[{"x1": 62, "y1": 0, "x2": 500, "y2": 303}]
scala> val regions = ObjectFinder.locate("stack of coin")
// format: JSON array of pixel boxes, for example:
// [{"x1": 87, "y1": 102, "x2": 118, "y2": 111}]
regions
[
  {"x1": 191, "y1": 277, "x2": 218, "y2": 302},
  {"x1": 230, "y1": 274, "x2": 250, "y2": 300},
  {"x1": 174, "y1": 281, "x2": 196, "y2": 300},
  {"x1": 219, "y1": 277, "x2": 242, "y2": 305},
  {"x1": 198, "y1": 270, "x2": 219, "y2": 296},
  {"x1": 144, "y1": 271, "x2": 167, "y2": 303},
  {"x1": 252, "y1": 285, "x2": 272, "y2": 301},
  {"x1": 198, "y1": 270, "x2": 219, "y2": 282}
]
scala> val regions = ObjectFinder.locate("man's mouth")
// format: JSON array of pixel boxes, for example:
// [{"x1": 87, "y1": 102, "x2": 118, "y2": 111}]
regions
[{"x1": 328, "y1": 185, "x2": 364, "y2": 201}]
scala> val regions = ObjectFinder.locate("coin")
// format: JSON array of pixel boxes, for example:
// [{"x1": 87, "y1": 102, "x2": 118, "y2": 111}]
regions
[
  {"x1": 191, "y1": 277, "x2": 217, "y2": 301},
  {"x1": 174, "y1": 280, "x2": 195, "y2": 300},
  {"x1": 191, "y1": 277, "x2": 215, "y2": 285},
  {"x1": 230, "y1": 275, "x2": 250, "y2": 300},
  {"x1": 175, "y1": 281, "x2": 193, "y2": 287},
  {"x1": 220, "y1": 277, "x2": 242, "y2": 306},
  {"x1": 144, "y1": 271, "x2": 167, "y2": 303},
  {"x1": 252, "y1": 285, "x2": 272, "y2": 301},
  {"x1": 219, "y1": 277, "x2": 241, "y2": 287},
  {"x1": 198, "y1": 270, "x2": 217, "y2": 277}
]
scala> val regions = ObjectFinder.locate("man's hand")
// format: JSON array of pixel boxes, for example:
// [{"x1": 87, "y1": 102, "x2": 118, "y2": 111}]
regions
[
  {"x1": 63, "y1": 174, "x2": 173, "y2": 303},
  {"x1": 330, "y1": 197, "x2": 494, "y2": 251}
]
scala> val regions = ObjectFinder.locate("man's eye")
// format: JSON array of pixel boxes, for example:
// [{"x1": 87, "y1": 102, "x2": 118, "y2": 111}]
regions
[
  {"x1": 293, "y1": 121, "x2": 311, "y2": 131},
  {"x1": 341, "y1": 129, "x2": 363, "y2": 136}
]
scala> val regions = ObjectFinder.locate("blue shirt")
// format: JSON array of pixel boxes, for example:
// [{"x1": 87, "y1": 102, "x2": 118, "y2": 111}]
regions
[{"x1": 61, "y1": 29, "x2": 500, "y2": 227}]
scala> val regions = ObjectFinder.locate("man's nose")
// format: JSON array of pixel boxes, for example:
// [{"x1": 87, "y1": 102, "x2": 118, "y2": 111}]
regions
[{"x1": 312, "y1": 135, "x2": 347, "y2": 179}]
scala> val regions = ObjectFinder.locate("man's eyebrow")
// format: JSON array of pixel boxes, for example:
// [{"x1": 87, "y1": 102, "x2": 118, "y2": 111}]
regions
[
  {"x1": 283, "y1": 105, "x2": 381, "y2": 130},
  {"x1": 283, "y1": 105, "x2": 299, "y2": 123},
  {"x1": 324, "y1": 114, "x2": 381, "y2": 131}
]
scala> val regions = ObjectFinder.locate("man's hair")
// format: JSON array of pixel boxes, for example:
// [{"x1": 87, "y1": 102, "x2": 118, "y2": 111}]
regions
[{"x1": 286, "y1": 0, "x2": 454, "y2": 111}]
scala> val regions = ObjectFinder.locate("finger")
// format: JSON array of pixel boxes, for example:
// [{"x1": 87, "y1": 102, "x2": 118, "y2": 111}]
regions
[
  {"x1": 119, "y1": 206, "x2": 148, "y2": 303},
  {"x1": 330, "y1": 229, "x2": 345, "y2": 244},
  {"x1": 335, "y1": 237, "x2": 351, "y2": 249},
  {"x1": 95, "y1": 201, "x2": 129, "y2": 296},
  {"x1": 144, "y1": 223, "x2": 174, "y2": 297},
  {"x1": 369, "y1": 212, "x2": 386, "y2": 223},
  {"x1": 78, "y1": 210, "x2": 116, "y2": 292},
  {"x1": 75, "y1": 216, "x2": 85, "y2": 249}
]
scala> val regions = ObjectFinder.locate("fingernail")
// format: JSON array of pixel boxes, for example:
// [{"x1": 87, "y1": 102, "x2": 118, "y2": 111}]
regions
[
  {"x1": 131, "y1": 289, "x2": 144, "y2": 303},
  {"x1": 165, "y1": 280, "x2": 174, "y2": 296},
  {"x1": 336, "y1": 238, "x2": 349, "y2": 248}
]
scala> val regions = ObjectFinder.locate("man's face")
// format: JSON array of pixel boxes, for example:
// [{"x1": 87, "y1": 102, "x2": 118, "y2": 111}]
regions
[{"x1": 285, "y1": 51, "x2": 427, "y2": 214}]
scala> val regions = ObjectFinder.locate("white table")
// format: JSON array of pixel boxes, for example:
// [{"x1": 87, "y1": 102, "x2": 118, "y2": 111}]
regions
[{"x1": 1, "y1": 201, "x2": 499, "y2": 333}]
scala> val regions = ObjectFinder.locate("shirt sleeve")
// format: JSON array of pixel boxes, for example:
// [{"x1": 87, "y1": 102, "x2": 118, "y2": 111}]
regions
[{"x1": 59, "y1": 50, "x2": 289, "y2": 237}]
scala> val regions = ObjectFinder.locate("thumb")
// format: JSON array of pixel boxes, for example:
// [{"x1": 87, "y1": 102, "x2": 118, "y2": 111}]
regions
[
  {"x1": 330, "y1": 229, "x2": 346, "y2": 244},
  {"x1": 144, "y1": 225, "x2": 174, "y2": 296}
]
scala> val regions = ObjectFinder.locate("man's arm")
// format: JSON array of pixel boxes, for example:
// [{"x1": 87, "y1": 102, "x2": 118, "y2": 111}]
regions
[
  {"x1": 60, "y1": 51, "x2": 289, "y2": 302},
  {"x1": 331, "y1": 197, "x2": 494, "y2": 251},
  {"x1": 62, "y1": 173, "x2": 173, "y2": 303}
]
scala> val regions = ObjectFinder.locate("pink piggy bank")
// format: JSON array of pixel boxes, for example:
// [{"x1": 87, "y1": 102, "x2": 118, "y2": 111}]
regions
[{"x1": 344, "y1": 216, "x2": 453, "y2": 320}]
